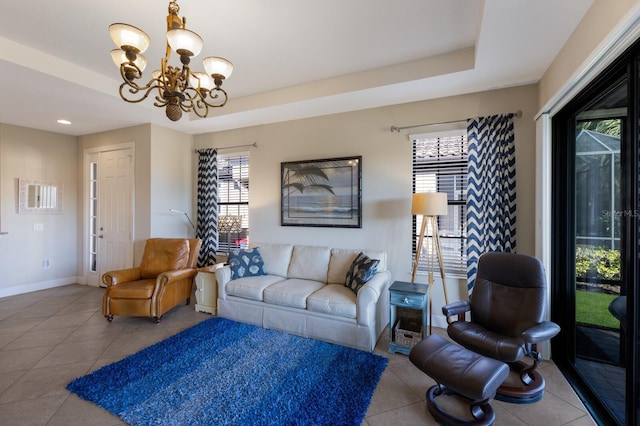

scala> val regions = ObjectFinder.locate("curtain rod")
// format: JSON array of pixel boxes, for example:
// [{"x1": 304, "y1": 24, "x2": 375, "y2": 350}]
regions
[
  {"x1": 389, "y1": 110, "x2": 522, "y2": 133},
  {"x1": 195, "y1": 142, "x2": 257, "y2": 153}
]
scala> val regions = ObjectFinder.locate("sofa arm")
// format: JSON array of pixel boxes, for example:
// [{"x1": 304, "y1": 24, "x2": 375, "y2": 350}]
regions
[
  {"x1": 214, "y1": 265, "x2": 232, "y2": 299},
  {"x1": 102, "y1": 268, "x2": 141, "y2": 287},
  {"x1": 356, "y1": 270, "x2": 391, "y2": 326}
]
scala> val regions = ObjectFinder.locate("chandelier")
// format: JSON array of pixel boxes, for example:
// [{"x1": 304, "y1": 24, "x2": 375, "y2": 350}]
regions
[{"x1": 109, "y1": 0, "x2": 233, "y2": 121}]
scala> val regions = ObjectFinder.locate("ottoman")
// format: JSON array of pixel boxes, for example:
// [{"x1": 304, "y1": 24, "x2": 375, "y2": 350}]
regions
[{"x1": 410, "y1": 334, "x2": 509, "y2": 426}]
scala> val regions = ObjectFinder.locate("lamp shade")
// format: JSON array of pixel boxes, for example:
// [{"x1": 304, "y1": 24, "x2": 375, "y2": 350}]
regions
[
  {"x1": 188, "y1": 72, "x2": 215, "y2": 91},
  {"x1": 203, "y1": 56, "x2": 234, "y2": 80},
  {"x1": 109, "y1": 23, "x2": 151, "y2": 53},
  {"x1": 166, "y1": 28, "x2": 203, "y2": 57},
  {"x1": 411, "y1": 192, "x2": 448, "y2": 216}
]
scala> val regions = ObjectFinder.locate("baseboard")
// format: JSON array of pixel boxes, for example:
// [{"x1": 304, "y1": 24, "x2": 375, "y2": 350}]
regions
[
  {"x1": 431, "y1": 315, "x2": 449, "y2": 330},
  {"x1": 0, "y1": 277, "x2": 82, "y2": 298}
]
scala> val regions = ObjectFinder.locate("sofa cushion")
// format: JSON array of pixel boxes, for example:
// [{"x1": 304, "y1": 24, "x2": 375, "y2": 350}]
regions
[
  {"x1": 345, "y1": 252, "x2": 380, "y2": 294},
  {"x1": 226, "y1": 275, "x2": 285, "y2": 301},
  {"x1": 307, "y1": 284, "x2": 357, "y2": 319},
  {"x1": 263, "y1": 278, "x2": 326, "y2": 309},
  {"x1": 288, "y1": 246, "x2": 331, "y2": 282},
  {"x1": 140, "y1": 238, "x2": 189, "y2": 279},
  {"x1": 228, "y1": 248, "x2": 266, "y2": 280},
  {"x1": 251, "y1": 243, "x2": 293, "y2": 277},
  {"x1": 328, "y1": 248, "x2": 386, "y2": 284}
]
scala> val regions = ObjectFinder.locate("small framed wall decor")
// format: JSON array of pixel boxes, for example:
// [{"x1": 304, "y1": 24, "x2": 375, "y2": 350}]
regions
[
  {"x1": 281, "y1": 156, "x2": 362, "y2": 228},
  {"x1": 18, "y1": 178, "x2": 63, "y2": 214}
]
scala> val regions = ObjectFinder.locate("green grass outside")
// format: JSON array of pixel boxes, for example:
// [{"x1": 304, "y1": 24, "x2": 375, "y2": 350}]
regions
[{"x1": 575, "y1": 289, "x2": 620, "y2": 329}]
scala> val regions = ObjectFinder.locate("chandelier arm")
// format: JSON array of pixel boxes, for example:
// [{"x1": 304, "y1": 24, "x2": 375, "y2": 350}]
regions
[
  {"x1": 182, "y1": 68, "x2": 211, "y2": 117},
  {"x1": 200, "y1": 87, "x2": 228, "y2": 108},
  {"x1": 116, "y1": 62, "x2": 164, "y2": 104},
  {"x1": 118, "y1": 61, "x2": 142, "y2": 82},
  {"x1": 119, "y1": 80, "x2": 161, "y2": 104},
  {"x1": 181, "y1": 89, "x2": 210, "y2": 118},
  {"x1": 178, "y1": 92, "x2": 196, "y2": 112},
  {"x1": 191, "y1": 98, "x2": 209, "y2": 118},
  {"x1": 191, "y1": 106, "x2": 209, "y2": 118},
  {"x1": 153, "y1": 96, "x2": 171, "y2": 108}
]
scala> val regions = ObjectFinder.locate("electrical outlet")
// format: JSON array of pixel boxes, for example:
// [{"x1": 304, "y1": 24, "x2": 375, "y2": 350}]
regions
[{"x1": 34, "y1": 223, "x2": 44, "y2": 231}]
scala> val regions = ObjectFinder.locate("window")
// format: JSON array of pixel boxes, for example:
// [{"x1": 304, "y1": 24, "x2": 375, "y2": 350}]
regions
[
  {"x1": 217, "y1": 152, "x2": 249, "y2": 253},
  {"x1": 89, "y1": 160, "x2": 98, "y2": 272},
  {"x1": 412, "y1": 130, "x2": 467, "y2": 277}
]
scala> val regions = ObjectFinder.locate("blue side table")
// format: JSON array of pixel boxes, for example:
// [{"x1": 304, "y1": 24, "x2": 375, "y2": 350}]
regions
[{"x1": 388, "y1": 281, "x2": 428, "y2": 355}]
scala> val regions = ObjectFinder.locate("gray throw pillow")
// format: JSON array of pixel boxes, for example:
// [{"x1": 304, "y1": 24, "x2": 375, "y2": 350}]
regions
[{"x1": 345, "y1": 252, "x2": 379, "y2": 294}]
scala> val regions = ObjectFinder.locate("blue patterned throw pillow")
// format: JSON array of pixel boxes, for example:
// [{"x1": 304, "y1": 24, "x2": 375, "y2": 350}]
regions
[
  {"x1": 345, "y1": 252, "x2": 380, "y2": 294},
  {"x1": 229, "y1": 248, "x2": 266, "y2": 280}
]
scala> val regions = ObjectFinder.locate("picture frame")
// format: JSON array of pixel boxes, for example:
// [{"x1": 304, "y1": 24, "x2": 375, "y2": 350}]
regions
[
  {"x1": 18, "y1": 178, "x2": 63, "y2": 214},
  {"x1": 281, "y1": 156, "x2": 362, "y2": 228}
]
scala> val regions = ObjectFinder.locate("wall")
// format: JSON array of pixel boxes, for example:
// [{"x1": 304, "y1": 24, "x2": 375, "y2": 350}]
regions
[
  {"x1": 195, "y1": 84, "x2": 539, "y2": 327},
  {"x1": 149, "y1": 126, "x2": 194, "y2": 238},
  {"x1": 0, "y1": 122, "x2": 193, "y2": 295},
  {"x1": 0, "y1": 124, "x2": 78, "y2": 296},
  {"x1": 538, "y1": 0, "x2": 639, "y2": 111}
]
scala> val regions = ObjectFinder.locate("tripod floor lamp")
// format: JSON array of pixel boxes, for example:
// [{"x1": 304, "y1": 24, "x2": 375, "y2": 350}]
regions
[{"x1": 411, "y1": 192, "x2": 450, "y2": 334}]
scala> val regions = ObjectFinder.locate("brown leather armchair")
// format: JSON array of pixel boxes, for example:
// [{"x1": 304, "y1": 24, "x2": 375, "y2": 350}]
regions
[
  {"x1": 102, "y1": 238, "x2": 201, "y2": 323},
  {"x1": 442, "y1": 252, "x2": 560, "y2": 404}
]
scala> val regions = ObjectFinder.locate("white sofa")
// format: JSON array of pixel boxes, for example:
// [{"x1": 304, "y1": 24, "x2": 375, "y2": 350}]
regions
[{"x1": 215, "y1": 243, "x2": 392, "y2": 352}]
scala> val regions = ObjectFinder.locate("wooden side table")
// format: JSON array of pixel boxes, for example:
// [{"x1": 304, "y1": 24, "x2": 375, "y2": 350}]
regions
[
  {"x1": 388, "y1": 280, "x2": 428, "y2": 355},
  {"x1": 194, "y1": 264, "x2": 223, "y2": 315}
]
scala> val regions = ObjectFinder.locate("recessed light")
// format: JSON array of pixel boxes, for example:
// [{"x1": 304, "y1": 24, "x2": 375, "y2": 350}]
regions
[{"x1": 57, "y1": 119, "x2": 71, "y2": 125}]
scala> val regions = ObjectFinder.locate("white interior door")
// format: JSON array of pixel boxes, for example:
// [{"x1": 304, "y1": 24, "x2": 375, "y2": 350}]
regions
[{"x1": 92, "y1": 148, "x2": 133, "y2": 285}]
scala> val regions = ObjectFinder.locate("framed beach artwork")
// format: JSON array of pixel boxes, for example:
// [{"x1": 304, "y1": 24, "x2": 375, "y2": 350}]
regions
[{"x1": 281, "y1": 156, "x2": 362, "y2": 228}]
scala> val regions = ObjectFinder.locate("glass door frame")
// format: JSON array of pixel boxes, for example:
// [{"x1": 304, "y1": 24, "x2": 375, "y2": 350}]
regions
[{"x1": 551, "y1": 45, "x2": 639, "y2": 426}]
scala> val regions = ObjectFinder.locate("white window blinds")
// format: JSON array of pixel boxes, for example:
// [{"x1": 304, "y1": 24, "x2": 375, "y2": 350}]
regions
[
  {"x1": 217, "y1": 152, "x2": 249, "y2": 252},
  {"x1": 412, "y1": 130, "x2": 468, "y2": 277}
]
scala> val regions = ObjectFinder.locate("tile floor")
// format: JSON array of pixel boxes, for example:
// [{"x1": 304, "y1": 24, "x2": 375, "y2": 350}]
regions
[{"x1": 0, "y1": 284, "x2": 595, "y2": 426}]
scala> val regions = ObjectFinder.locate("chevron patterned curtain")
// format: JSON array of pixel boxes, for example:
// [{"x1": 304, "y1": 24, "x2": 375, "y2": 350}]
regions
[
  {"x1": 466, "y1": 113, "x2": 516, "y2": 290},
  {"x1": 196, "y1": 149, "x2": 218, "y2": 267}
]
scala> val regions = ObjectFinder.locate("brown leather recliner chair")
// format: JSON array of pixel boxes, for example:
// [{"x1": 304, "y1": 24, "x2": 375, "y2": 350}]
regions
[
  {"x1": 442, "y1": 252, "x2": 560, "y2": 404},
  {"x1": 102, "y1": 238, "x2": 201, "y2": 323}
]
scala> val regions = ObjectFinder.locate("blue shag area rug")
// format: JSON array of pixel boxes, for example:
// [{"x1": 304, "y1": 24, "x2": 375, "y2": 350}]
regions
[{"x1": 67, "y1": 317, "x2": 388, "y2": 426}]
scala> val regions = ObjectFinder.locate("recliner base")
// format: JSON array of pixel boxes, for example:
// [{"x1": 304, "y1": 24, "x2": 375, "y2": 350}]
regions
[
  {"x1": 495, "y1": 361, "x2": 545, "y2": 404},
  {"x1": 426, "y1": 385, "x2": 496, "y2": 426}
]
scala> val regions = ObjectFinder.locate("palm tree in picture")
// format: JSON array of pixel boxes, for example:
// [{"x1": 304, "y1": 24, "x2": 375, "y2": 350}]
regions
[
  {"x1": 282, "y1": 161, "x2": 336, "y2": 195},
  {"x1": 281, "y1": 157, "x2": 360, "y2": 226},
  {"x1": 281, "y1": 160, "x2": 339, "y2": 222}
]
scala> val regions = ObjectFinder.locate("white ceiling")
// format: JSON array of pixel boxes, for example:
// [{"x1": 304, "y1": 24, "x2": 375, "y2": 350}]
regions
[{"x1": 0, "y1": 0, "x2": 594, "y2": 137}]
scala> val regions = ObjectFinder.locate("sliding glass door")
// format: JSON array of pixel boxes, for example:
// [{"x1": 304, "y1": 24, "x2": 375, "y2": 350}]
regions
[
  {"x1": 574, "y1": 83, "x2": 625, "y2": 421},
  {"x1": 552, "y1": 45, "x2": 638, "y2": 425}
]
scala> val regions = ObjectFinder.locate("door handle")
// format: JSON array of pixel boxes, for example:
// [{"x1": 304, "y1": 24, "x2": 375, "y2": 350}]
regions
[{"x1": 98, "y1": 235, "x2": 104, "y2": 239}]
